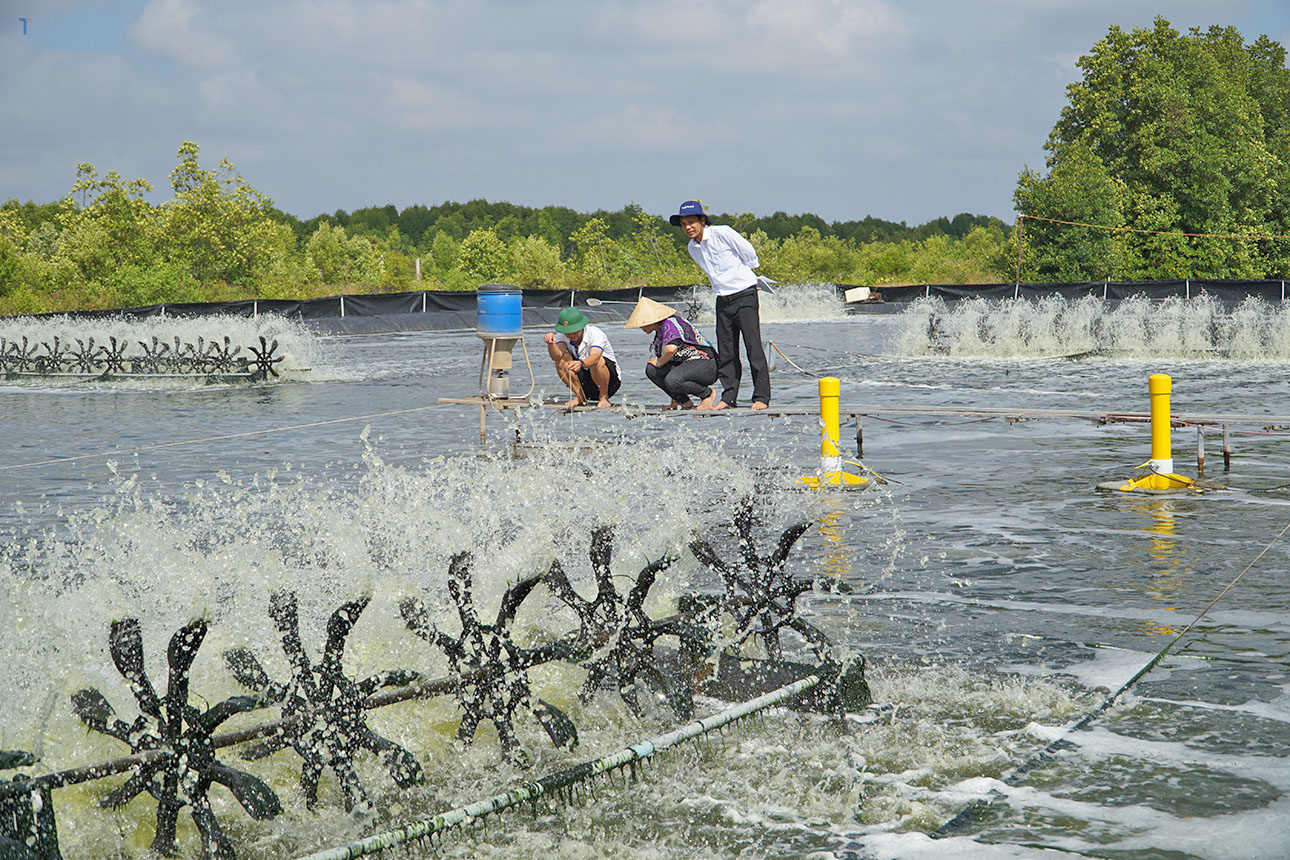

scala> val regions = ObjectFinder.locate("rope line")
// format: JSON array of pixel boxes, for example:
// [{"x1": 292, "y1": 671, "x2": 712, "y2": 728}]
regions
[
  {"x1": 931, "y1": 514, "x2": 1290, "y2": 839},
  {"x1": 767, "y1": 340, "x2": 883, "y2": 361},
  {"x1": 1020, "y1": 212, "x2": 1290, "y2": 242},
  {"x1": 767, "y1": 341, "x2": 818, "y2": 376},
  {"x1": 0, "y1": 402, "x2": 458, "y2": 472}
]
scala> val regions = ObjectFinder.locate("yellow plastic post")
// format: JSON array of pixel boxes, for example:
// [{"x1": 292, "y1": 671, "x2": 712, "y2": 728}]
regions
[
  {"x1": 1149, "y1": 373, "x2": 1172, "y2": 474},
  {"x1": 1100, "y1": 372, "x2": 1198, "y2": 493},
  {"x1": 799, "y1": 377, "x2": 868, "y2": 489},
  {"x1": 820, "y1": 376, "x2": 842, "y2": 472}
]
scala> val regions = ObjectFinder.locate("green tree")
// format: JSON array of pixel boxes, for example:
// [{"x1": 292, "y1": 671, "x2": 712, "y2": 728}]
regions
[
  {"x1": 569, "y1": 217, "x2": 617, "y2": 285},
  {"x1": 0, "y1": 209, "x2": 25, "y2": 296},
  {"x1": 1021, "y1": 18, "x2": 1290, "y2": 279},
  {"x1": 427, "y1": 230, "x2": 459, "y2": 272},
  {"x1": 162, "y1": 141, "x2": 295, "y2": 285},
  {"x1": 622, "y1": 206, "x2": 686, "y2": 281},
  {"x1": 60, "y1": 163, "x2": 158, "y2": 270},
  {"x1": 761, "y1": 226, "x2": 856, "y2": 283},
  {"x1": 305, "y1": 221, "x2": 381, "y2": 284},
  {"x1": 509, "y1": 235, "x2": 566, "y2": 287},
  {"x1": 1015, "y1": 142, "x2": 1125, "y2": 280},
  {"x1": 456, "y1": 227, "x2": 508, "y2": 281}
]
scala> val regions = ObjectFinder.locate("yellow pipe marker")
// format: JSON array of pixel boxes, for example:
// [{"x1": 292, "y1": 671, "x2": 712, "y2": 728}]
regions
[
  {"x1": 1149, "y1": 373, "x2": 1173, "y2": 476},
  {"x1": 799, "y1": 377, "x2": 869, "y2": 489},
  {"x1": 1106, "y1": 373, "x2": 1197, "y2": 493}
]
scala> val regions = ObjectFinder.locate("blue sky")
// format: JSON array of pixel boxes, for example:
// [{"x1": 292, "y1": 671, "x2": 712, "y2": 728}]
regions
[{"x1": 3, "y1": 1, "x2": 1289, "y2": 226}]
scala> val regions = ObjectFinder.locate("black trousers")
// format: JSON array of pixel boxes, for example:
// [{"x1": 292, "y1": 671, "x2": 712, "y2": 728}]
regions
[
  {"x1": 714, "y1": 286, "x2": 770, "y2": 406},
  {"x1": 576, "y1": 358, "x2": 621, "y2": 401},
  {"x1": 645, "y1": 356, "x2": 717, "y2": 404}
]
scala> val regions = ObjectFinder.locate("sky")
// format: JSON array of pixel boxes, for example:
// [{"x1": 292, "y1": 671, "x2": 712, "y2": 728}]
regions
[{"x1": 2, "y1": 1, "x2": 1289, "y2": 227}]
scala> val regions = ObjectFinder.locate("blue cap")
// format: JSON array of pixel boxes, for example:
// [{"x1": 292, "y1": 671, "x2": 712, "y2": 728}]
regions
[{"x1": 669, "y1": 200, "x2": 711, "y2": 226}]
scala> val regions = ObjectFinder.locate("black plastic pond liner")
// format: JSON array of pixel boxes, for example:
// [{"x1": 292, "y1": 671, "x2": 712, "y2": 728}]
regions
[{"x1": 19, "y1": 280, "x2": 1290, "y2": 333}]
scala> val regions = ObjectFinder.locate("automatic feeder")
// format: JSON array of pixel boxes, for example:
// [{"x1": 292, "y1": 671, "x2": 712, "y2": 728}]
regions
[{"x1": 476, "y1": 284, "x2": 523, "y2": 399}]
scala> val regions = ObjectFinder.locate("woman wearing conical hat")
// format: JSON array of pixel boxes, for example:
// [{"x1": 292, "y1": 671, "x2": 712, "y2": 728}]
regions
[{"x1": 624, "y1": 296, "x2": 719, "y2": 411}]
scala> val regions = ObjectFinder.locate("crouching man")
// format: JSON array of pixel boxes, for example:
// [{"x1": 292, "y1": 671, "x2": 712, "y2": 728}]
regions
[{"x1": 542, "y1": 307, "x2": 621, "y2": 409}]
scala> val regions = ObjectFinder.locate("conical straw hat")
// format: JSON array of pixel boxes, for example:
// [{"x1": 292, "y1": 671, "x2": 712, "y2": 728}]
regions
[{"x1": 624, "y1": 296, "x2": 677, "y2": 329}]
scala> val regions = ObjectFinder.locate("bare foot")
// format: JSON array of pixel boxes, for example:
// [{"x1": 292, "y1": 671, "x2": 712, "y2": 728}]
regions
[
  {"x1": 696, "y1": 391, "x2": 718, "y2": 410},
  {"x1": 596, "y1": 399, "x2": 612, "y2": 409},
  {"x1": 563, "y1": 397, "x2": 584, "y2": 408},
  {"x1": 661, "y1": 400, "x2": 685, "y2": 411},
  {"x1": 711, "y1": 401, "x2": 732, "y2": 411},
  {"x1": 750, "y1": 401, "x2": 769, "y2": 411}
]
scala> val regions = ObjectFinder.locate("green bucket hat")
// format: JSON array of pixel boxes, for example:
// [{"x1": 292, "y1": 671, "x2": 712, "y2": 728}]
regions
[{"x1": 556, "y1": 307, "x2": 589, "y2": 333}]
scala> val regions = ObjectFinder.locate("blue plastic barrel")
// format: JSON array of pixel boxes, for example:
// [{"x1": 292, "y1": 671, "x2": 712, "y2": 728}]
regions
[{"x1": 476, "y1": 284, "x2": 523, "y2": 338}]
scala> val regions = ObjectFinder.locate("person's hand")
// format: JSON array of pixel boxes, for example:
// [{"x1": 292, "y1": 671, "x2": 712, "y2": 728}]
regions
[
  {"x1": 569, "y1": 360, "x2": 582, "y2": 372},
  {"x1": 542, "y1": 332, "x2": 556, "y2": 344}
]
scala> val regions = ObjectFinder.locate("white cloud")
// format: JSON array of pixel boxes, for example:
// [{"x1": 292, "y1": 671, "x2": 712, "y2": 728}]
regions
[
  {"x1": 748, "y1": 0, "x2": 902, "y2": 59},
  {"x1": 128, "y1": 0, "x2": 238, "y2": 71},
  {"x1": 5, "y1": 0, "x2": 1288, "y2": 224},
  {"x1": 383, "y1": 77, "x2": 488, "y2": 133}
]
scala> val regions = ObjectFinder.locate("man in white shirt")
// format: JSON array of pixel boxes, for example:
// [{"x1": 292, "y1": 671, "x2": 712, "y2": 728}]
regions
[
  {"x1": 671, "y1": 200, "x2": 770, "y2": 410},
  {"x1": 542, "y1": 306, "x2": 620, "y2": 408}
]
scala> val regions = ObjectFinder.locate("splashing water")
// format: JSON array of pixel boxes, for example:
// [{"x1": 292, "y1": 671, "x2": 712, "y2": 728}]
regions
[
  {"x1": 681, "y1": 283, "x2": 848, "y2": 326},
  {"x1": 1, "y1": 430, "x2": 919, "y2": 857},
  {"x1": 0, "y1": 313, "x2": 326, "y2": 385},
  {"x1": 895, "y1": 293, "x2": 1290, "y2": 360},
  {"x1": 6, "y1": 308, "x2": 1289, "y2": 859}
]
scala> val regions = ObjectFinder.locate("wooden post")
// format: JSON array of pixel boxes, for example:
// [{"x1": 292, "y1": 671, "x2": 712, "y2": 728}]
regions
[
  {"x1": 1222, "y1": 424, "x2": 1231, "y2": 471},
  {"x1": 1196, "y1": 426, "x2": 1205, "y2": 476}
]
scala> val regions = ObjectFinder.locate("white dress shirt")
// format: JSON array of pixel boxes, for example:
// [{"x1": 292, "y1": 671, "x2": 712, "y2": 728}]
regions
[{"x1": 687, "y1": 225, "x2": 760, "y2": 297}]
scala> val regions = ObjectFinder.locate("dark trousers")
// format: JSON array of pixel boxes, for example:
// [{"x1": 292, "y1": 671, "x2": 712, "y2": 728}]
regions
[
  {"x1": 645, "y1": 356, "x2": 717, "y2": 404},
  {"x1": 576, "y1": 358, "x2": 621, "y2": 401},
  {"x1": 714, "y1": 286, "x2": 770, "y2": 406}
]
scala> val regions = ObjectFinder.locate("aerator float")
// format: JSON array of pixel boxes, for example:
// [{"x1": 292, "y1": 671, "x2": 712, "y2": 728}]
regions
[
  {"x1": 0, "y1": 335, "x2": 283, "y2": 381},
  {"x1": 0, "y1": 499, "x2": 869, "y2": 860}
]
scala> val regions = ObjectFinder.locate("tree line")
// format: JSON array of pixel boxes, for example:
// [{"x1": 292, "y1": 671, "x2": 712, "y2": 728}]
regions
[
  {"x1": 0, "y1": 144, "x2": 1012, "y2": 316},
  {"x1": 1015, "y1": 18, "x2": 1290, "y2": 281}
]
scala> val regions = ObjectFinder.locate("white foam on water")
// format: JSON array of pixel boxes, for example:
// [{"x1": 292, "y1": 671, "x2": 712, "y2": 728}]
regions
[
  {"x1": 1068, "y1": 721, "x2": 1290, "y2": 783},
  {"x1": 895, "y1": 293, "x2": 1290, "y2": 360},
  {"x1": 4, "y1": 361, "x2": 1289, "y2": 859},
  {"x1": 1137, "y1": 681, "x2": 1290, "y2": 724},
  {"x1": 0, "y1": 432, "x2": 853, "y2": 854}
]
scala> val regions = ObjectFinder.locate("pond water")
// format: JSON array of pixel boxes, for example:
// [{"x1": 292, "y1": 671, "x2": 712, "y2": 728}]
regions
[{"x1": 1, "y1": 289, "x2": 1287, "y2": 859}]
